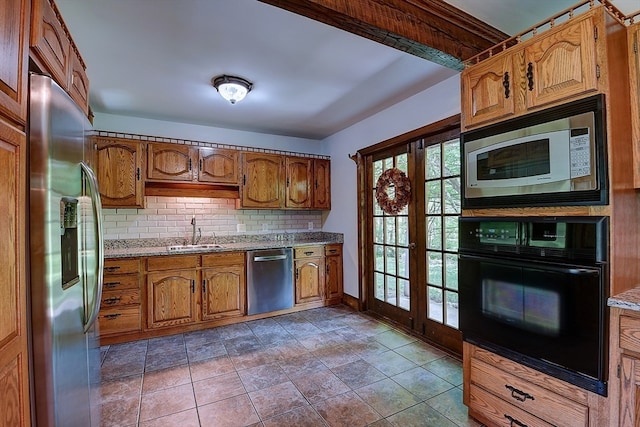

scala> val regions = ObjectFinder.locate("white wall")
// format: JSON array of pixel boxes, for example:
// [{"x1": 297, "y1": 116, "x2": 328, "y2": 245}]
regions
[
  {"x1": 94, "y1": 112, "x2": 326, "y2": 156},
  {"x1": 322, "y1": 74, "x2": 461, "y2": 297}
]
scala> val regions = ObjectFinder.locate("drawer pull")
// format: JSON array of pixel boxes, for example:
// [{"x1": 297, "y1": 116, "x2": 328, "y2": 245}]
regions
[
  {"x1": 105, "y1": 266, "x2": 121, "y2": 273},
  {"x1": 505, "y1": 384, "x2": 534, "y2": 402},
  {"x1": 104, "y1": 281, "x2": 121, "y2": 288},
  {"x1": 104, "y1": 313, "x2": 121, "y2": 320},
  {"x1": 504, "y1": 414, "x2": 528, "y2": 427},
  {"x1": 104, "y1": 297, "x2": 121, "y2": 305},
  {"x1": 304, "y1": 251, "x2": 314, "y2": 256},
  {"x1": 328, "y1": 249, "x2": 337, "y2": 253}
]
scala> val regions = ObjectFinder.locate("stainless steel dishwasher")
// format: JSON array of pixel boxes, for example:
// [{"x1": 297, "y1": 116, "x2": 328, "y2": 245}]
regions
[{"x1": 246, "y1": 248, "x2": 293, "y2": 315}]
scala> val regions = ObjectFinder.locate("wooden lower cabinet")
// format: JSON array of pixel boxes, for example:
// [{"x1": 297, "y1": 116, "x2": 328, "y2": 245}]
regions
[
  {"x1": 464, "y1": 342, "x2": 606, "y2": 427},
  {"x1": 295, "y1": 246, "x2": 325, "y2": 304},
  {"x1": 201, "y1": 252, "x2": 246, "y2": 320},
  {"x1": 324, "y1": 244, "x2": 343, "y2": 304},
  {"x1": 611, "y1": 307, "x2": 640, "y2": 426},
  {"x1": 98, "y1": 258, "x2": 142, "y2": 337},
  {"x1": 146, "y1": 255, "x2": 198, "y2": 329}
]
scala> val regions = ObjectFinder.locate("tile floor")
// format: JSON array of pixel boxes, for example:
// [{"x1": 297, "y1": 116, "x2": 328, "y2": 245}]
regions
[{"x1": 99, "y1": 305, "x2": 483, "y2": 427}]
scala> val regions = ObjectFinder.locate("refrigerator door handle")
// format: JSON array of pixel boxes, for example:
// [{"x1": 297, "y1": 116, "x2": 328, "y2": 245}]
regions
[{"x1": 81, "y1": 162, "x2": 104, "y2": 333}]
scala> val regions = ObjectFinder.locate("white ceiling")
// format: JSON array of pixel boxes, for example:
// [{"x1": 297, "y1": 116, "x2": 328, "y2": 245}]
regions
[{"x1": 55, "y1": 0, "x2": 638, "y2": 140}]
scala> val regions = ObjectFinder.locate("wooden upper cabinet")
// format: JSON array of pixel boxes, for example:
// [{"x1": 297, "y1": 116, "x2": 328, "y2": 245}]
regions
[
  {"x1": 95, "y1": 137, "x2": 144, "y2": 208},
  {"x1": 241, "y1": 152, "x2": 285, "y2": 208},
  {"x1": 147, "y1": 142, "x2": 194, "y2": 182},
  {"x1": 198, "y1": 148, "x2": 239, "y2": 184},
  {"x1": 0, "y1": 0, "x2": 30, "y2": 126},
  {"x1": 524, "y1": 15, "x2": 597, "y2": 110},
  {"x1": 30, "y1": 0, "x2": 90, "y2": 115},
  {"x1": 286, "y1": 157, "x2": 313, "y2": 209},
  {"x1": 461, "y1": 52, "x2": 516, "y2": 128},
  {"x1": 313, "y1": 159, "x2": 331, "y2": 210}
]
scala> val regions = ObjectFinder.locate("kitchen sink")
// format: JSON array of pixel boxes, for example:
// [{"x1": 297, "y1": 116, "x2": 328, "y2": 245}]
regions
[{"x1": 166, "y1": 244, "x2": 223, "y2": 252}]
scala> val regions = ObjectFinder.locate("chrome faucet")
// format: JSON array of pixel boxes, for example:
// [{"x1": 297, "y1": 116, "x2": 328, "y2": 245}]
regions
[{"x1": 191, "y1": 216, "x2": 201, "y2": 245}]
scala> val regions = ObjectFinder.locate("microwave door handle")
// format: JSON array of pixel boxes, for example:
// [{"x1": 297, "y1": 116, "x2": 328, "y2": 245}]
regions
[{"x1": 81, "y1": 162, "x2": 104, "y2": 333}]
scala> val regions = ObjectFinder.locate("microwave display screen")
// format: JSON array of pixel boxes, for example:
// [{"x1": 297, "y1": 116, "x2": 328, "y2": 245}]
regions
[{"x1": 477, "y1": 138, "x2": 550, "y2": 180}]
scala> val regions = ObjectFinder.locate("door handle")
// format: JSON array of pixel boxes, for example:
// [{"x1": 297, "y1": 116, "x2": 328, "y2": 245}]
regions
[{"x1": 408, "y1": 243, "x2": 416, "y2": 250}]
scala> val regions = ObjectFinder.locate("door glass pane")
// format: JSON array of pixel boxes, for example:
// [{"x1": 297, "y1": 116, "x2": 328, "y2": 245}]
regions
[
  {"x1": 427, "y1": 251, "x2": 443, "y2": 286},
  {"x1": 374, "y1": 244, "x2": 384, "y2": 271},
  {"x1": 444, "y1": 217, "x2": 458, "y2": 251},
  {"x1": 426, "y1": 181, "x2": 441, "y2": 214},
  {"x1": 375, "y1": 272, "x2": 384, "y2": 300},
  {"x1": 397, "y1": 247, "x2": 409, "y2": 278},
  {"x1": 426, "y1": 216, "x2": 442, "y2": 250},
  {"x1": 385, "y1": 217, "x2": 396, "y2": 244},
  {"x1": 374, "y1": 218, "x2": 384, "y2": 243},
  {"x1": 428, "y1": 286, "x2": 443, "y2": 322},
  {"x1": 426, "y1": 144, "x2": 441, "y2": 179},
  {"x1": 374, "y1": 160, "x2": 384, "y2": 181},
  {"x1": 397, "y1": 216, "x2": 409, "y2": 246},
  {"x1": 445, "y1": 290, "x2": 459, "y2": 328},
  {"x1": 444, "y1": 177, "x2": 461, "y2": 214},
  {"x1": 443, "y1": 140, "x2": 460, "y2": 177},
  {"x1": 385, "y1": 247, "x2": 396, "y2": 275},
  {"x1": 399, "y1": 279, "x2": 410, "y2": 311},
  {"x1": 387, "y1": 275, "x2": 397, "y2": 305},
  {"x1": 444, "y1": 253, "x2": 458, "y2": 290},
  {"x1": 396, "y1": 153, "x2": 408, "y2": 173}
]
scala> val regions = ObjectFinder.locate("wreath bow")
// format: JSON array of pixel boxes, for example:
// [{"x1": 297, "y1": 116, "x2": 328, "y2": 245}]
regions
[{"x1": 375, "y1": 168, "x2": 411, "y2": 215}]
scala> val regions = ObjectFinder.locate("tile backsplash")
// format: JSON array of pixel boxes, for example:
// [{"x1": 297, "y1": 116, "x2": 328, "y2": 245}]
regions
[{"x1": 102, "y1": 196, "x2": 323, "y2": 240}]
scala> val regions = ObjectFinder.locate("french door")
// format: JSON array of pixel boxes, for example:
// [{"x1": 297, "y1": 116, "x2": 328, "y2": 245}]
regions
[{"x1": 361, "y1": 118, "x2": 462, "y2": 353}]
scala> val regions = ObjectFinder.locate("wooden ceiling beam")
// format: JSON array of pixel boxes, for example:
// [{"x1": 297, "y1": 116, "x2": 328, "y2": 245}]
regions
[{"x1": 258, "y1": 0, "x2": 509, "y2": 70}]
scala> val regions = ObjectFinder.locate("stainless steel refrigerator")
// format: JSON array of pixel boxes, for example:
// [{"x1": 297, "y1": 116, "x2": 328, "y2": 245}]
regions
[{"x1": 29, "y1": 73, "x2": 104, "y2": 426}]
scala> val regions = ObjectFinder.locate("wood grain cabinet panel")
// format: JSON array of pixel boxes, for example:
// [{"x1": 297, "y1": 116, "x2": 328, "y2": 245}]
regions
[
  {"x1": 286, "y1": 156, "x2": 313, "y2": 208},
  {"x1": 294, "y1": 246, "x2": 324, "y2": 304},
  {"x1": 201, "y1": 264, "x2": 245, "y2": 320},
  {"x1": 324, "y1": 244, "x2": 343, "y2": 303},
  {"x1": 94, "y1": 137, "x2": 144, "y2": 208},
  {"x1": 241, "y1": 152, "x2": 285, "y2": 208},
  {"x1": 629, "y1": 22, "x2": 640, "y2": 188},
  {"x1": 524, "y1": 15, "x2": 597, "y2": 109},
  {"x1": 147, "y1": 269, "x2": 197, "y2": 329},
  {"x1": 313, "y1": 158, "x2": 331, "y2": 210},
  {"x1": 198, "y1": 147, "x2": 239, "y2": 184},
  {"x1": 0, "y1": 0, "x2": 30, "y2": 126},
  {"x1": 99, "y1": 258, "x2": 142, "y2": 337},
  {"x1": 67, "y1": 47, "x2": 89, "y2": 115},
  {"x1": 147, "y1": 142, "x2": 194, "y2": 182},
  {"x1": 0, "y1": 120, "x2": 29, "y2": 426}
]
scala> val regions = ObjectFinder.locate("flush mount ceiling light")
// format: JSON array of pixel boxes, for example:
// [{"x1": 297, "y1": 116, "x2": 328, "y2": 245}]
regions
[{"x1": 211, "y1": 75, "x2": 253, "y2": 104}]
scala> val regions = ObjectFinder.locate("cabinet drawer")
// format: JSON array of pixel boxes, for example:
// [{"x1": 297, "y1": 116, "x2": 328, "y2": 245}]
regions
[
  {"x1": 98, "y1": 307, "x2": 141, "y2": 335},
  {"x1": 147, "y1": 255, "x2": 198, "y2": 271},
  {"x1": 295, "y1": 246, "x2": 323, "y2": 259},
  {"x1": 325, "y1": 244, "x2": 342, "y2": 256},
  {"x1": 104, "y1": 258, "x2": 140, "y2": 275},
  {"x1": 469, "y1": 384, "x2": 554, "y2": 427},
  {"x1": 620, "y1": 315, "x2": 640, "y2": 354},
  {"x1": 202, "y1": 252, "x2": 244, "y2": 267},
  {"x1": 102, "y1": 274, "x2": 139, "y2": 291},
  {"x1": 470, "y1": 358, "x2": 588, "y2": 426},
  {"x1": 100, "y1": 289, "x2": 140, "y2": 308}
]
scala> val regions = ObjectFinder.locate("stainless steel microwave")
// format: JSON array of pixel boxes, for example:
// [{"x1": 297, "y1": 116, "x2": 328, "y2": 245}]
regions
[{"x1": 461, "y1": 95, "x2": 607, "y2": 209}]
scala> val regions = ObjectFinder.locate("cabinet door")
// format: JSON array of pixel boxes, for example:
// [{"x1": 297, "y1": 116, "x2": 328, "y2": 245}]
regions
[
  {"x1": 313, "y1": 159, "x2": 331, "y2": 210},
  {"x1": 241, "y1": 152, "x2": 284, "y2": 208},
  {"x1": 0, "y1": 121, "x2": 30, "y2": 426},
  {"x1": 325, "y1": 247, "x2": 343, "y2": 302},
  {"x1": 524, "y1": 16, "x2": 597, "y2": 109},
  {"x1": 147, "y1": 143, "x2": 195, "y2": 182},
  {"x1": 198, "y1": 148, "x2": 239, "y2": 184},
  {"x1": 0, "y1": 0, "x2": 29, "y2": 125},
  {"x1": 461, "y1": 52, "x2": 515, "y2": 128},
  {"x1": 147, "y1": 269, "x2": 197, "y2": 328},
  {"x1": 95, "y1": 138, "x2": 144, "y2": 208},
  {"x1": 286, "y1": 157, "x2": 313, "y2": 209},
  {"x1": 68, "y1": 48, "x2": 89, "y2": 116},
  {"x1": 629, "y1": 24, "x2": 640, "y2": 188},
  {"x1": 295, "y1": 257, "x2": 324, "y2": 304},
  {"x1": 619, "y1": 354, "x2": 640, "y2": 426},
  {"x1": 30, "y1": 0, "x2": 70, "y2": 89},
  {"x1": 201, "y1": 265, "x2": 245, "y2": 321}
]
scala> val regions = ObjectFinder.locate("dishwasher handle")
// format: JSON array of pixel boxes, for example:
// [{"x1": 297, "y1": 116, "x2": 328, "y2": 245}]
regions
[{"x1": 253, "y1": 254, "x2": 288, "y2": 262}]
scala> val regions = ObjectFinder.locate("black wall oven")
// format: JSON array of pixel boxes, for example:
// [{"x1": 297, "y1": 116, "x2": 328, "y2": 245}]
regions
[{"x1": 459, "y1": 216, "x2": 609, "y2": 396}]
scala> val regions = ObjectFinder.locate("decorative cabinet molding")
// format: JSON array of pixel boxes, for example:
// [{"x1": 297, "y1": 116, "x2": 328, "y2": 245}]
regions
[{"x1": 94, "y1": 137, "x2": 145, "y2": 208}]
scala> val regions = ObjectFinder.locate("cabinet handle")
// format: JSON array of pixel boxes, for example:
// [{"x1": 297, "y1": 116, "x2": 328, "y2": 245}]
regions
[
  {"x1": 315, "y1": 179, "x2": 318, "y2": 189},
  {"x1": 326, "y1": 264, "x2": 330, "y2": 274},
  {"x1": 104, "y1": 297, "x2": 121, "y2": 305},
  {"x1": 505, "y1": 384, "x2": 534, "y2": 402},
  {"x1": 105, "y1": 266, "x2": 120, "y2": 273},
  {"x1": 286, "y1": 178, "x2": 290, "y2": 187},
  {"x1": 504, "y1": 414, "x2": 528, "y2": 427},
  {"x1": 191, "y1": 280, "x2": 195, "y2": 293},
  {"x1": 296, "y1": 269, "x2": 299, "y2": 280},
  {"x1": 526, "y1": 62, "x2": 534, "y2": 91},
  {"x1": 243, "y1": 175, "x2": 246, "y2": 186},
  {"x1": 104, "y1": 313, "x2": 121, "y2": 320},
  {"x1": 199, "y1": 159, "x2": 203, "y2": 171},
  {"x1": 136, "y1": 167, "x2": 141, "y2": 181},
  {"x1": 202, "y1": 279, "x2": 207, "y2": 293},
  {"x1": 304, "y1": 251, "x2": 314, "y2": 256},
  {"x1": 502, "y1": 72, "x2": 510, "y2": 99},
  {"x1": 104, "y1": 281, "x2": 121, "y2": 288},
  {"x1": 328, "y1": 249, "x2": 337, "y2": 254}
]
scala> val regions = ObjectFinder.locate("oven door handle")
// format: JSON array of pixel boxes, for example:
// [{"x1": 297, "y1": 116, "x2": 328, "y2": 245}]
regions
[{"x1": 458, "y1": 253, "x2": 600, "y2": 275}]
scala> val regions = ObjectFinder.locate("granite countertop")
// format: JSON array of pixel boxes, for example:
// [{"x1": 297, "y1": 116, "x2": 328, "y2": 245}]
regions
[
  {"x1": 104, "y1": 232, "x2": 343, "y2": 259},
  {"x1": 608, "y1": 287, "x2": 640, "y2": 312}
]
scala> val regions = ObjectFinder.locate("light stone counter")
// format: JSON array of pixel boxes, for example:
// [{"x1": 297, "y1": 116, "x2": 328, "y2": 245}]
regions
[
  {"x1": 104, "y1": 232, "x2": 343, "y2": 259},
  {"x1": 608, "y1": 287, "x2": 640, "y2": 312}
]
